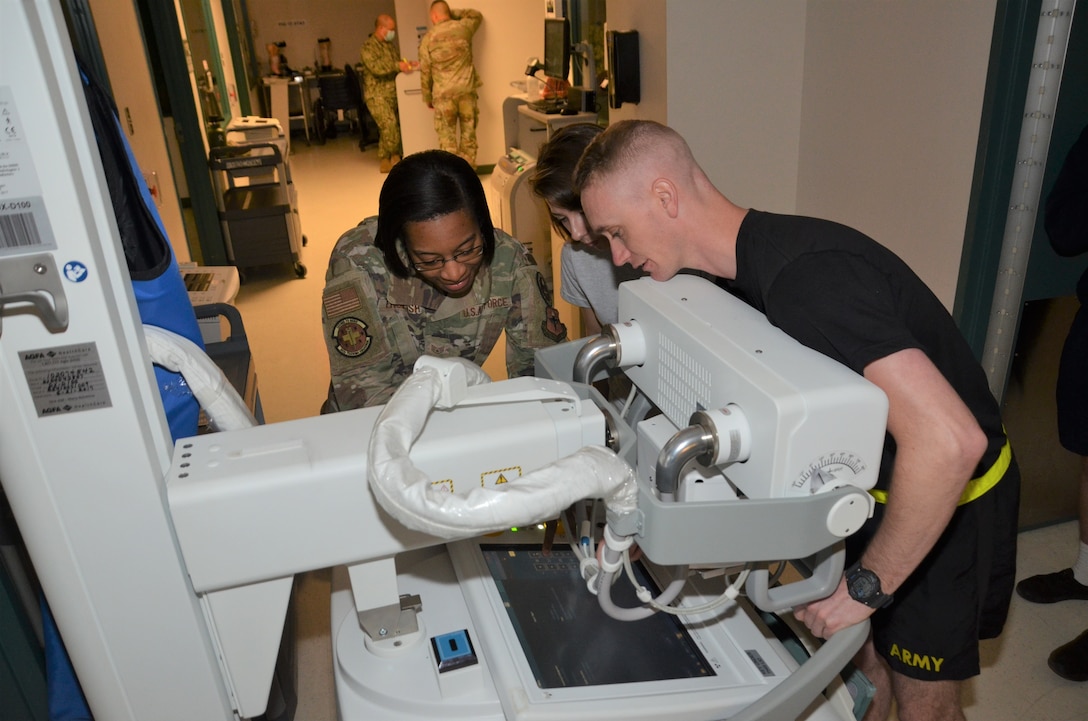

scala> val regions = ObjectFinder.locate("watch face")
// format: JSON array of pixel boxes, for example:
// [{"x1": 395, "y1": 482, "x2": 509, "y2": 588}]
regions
[
  {"x1": 847, "y1": 564, "x2": 891, "y2": 608},
  {"x1": 851, "y1": 570, "x2": 881, "y2": 599}
]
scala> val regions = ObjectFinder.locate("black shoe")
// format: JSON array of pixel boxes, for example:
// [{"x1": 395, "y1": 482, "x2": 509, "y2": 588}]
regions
[
  {"x1": 1016, "y1": 568, "x2": 1088, "y2": 603},
  {"x1": 1048, "y1": 629, "x2": 1088, "y2": 682}
]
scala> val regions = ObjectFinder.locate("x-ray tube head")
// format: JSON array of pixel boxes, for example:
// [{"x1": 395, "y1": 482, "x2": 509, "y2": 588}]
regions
[{"x1": 615, "y1": 276, "x2": 887, "y2": 500}]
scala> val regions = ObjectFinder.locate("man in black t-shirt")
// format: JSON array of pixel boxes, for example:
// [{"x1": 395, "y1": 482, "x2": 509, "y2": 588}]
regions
[{"x1": 573, "y1": 119, "x2": 1020, "y2": 721}]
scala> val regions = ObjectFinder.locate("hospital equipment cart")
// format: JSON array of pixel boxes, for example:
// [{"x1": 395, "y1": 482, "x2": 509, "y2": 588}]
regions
[{"x1": 209, "y1": 142, "x2": 306, "y2": 283}]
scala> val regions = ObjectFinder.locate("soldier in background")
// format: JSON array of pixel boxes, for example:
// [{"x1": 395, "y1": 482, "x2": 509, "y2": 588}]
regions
[
  {"x1": 419, "y1": 2, "x2": 482, "y2": 166},
  {"x1": 320, "y1": 150, "x2": 565, "y2": 412},
  {"x1": 360, "y1": 14, "x2": 416, "y2": 173}
]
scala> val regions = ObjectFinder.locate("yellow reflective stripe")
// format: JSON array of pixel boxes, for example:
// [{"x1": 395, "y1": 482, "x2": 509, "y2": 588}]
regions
[{"x1": 868, "y1": 437, "x2": 1012, "y2": 507}]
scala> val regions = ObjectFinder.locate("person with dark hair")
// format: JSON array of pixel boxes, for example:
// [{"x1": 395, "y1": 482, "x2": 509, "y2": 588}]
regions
[
  {"x1": 574, "y1": 119, "x2": 1020, "y2": 721},
  {"x1": 531, "y1": 123, "x2": 644, "y2": 336},
  {"x1": 321, "y1": 150, "x2": 566, "y2": 412}
]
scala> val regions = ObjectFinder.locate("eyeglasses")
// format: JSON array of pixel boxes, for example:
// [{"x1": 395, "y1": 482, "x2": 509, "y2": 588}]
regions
[{"x1": 410, "y1": 244, "x2": 484, "y2": 272}]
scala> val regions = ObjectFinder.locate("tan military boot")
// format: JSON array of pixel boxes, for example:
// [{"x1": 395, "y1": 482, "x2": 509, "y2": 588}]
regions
[{"x1": 379, "y1": 157, "x2": 392, "y2": 173}]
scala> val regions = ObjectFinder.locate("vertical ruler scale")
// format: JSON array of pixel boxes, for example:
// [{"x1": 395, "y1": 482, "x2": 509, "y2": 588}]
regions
[{"x1": 983, "y1": 0, "x2": 1075, "y2": 400}]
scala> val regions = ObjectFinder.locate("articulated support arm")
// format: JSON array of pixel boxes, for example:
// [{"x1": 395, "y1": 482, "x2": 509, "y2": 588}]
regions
[{"x1": 166, "y1": 359, "x2": 633, "y2": 718}]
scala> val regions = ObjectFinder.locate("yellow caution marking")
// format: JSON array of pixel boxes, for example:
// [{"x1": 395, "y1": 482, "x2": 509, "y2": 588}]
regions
[{"x1": 481, "y1": 466, "x2": 522, "y2": 488}]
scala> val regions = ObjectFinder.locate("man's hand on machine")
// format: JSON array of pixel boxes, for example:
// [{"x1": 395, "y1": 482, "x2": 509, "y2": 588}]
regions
[{"x1": 792, "y1": 579, "x2": 875, "y2": 639}]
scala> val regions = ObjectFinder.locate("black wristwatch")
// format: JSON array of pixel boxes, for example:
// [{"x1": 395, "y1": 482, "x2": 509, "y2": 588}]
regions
[{"x1": 845, "y1": 561, "x2": 893, "y2": 609}]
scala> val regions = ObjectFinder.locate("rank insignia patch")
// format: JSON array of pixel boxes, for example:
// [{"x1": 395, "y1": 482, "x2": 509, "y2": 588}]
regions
[{"x1": 333, "y1": 317, "x2": 372, "y2": 357}]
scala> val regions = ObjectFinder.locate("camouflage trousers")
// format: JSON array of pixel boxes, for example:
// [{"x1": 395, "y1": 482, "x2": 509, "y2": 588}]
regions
[
  {"x1": 432, "y1": 93, "x2": 478, "y2": 166},
  {"x1": 367, "y1": 92, "x2": 402, "y2": 160}
]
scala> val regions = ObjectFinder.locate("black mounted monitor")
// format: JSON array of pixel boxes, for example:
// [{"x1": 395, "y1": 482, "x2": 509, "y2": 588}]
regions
[{"x1": 543, "y1": 17, "x2": 570, "y2": 80}]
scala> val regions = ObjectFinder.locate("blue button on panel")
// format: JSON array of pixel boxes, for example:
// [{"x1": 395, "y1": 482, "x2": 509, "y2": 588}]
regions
[{"x1": 431, "y1": 629, "x2": 478, "y2": 672}]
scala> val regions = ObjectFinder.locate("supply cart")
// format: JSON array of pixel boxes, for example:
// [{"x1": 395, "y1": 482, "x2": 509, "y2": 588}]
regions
[
  {"x1": 209, "y1": 142, "x2": 306, "y2": 282},
  {"x1": 224, "y1": 117, "x2": 308, "y2": 248},
  {"x1": 226, "y1": 115, "x2": 287, "y2": 152}
]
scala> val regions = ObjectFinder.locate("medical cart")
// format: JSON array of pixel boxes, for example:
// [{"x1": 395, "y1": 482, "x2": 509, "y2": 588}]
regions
[{"x1": 209, "y1": 142, "x2": 306, "y2": 282}]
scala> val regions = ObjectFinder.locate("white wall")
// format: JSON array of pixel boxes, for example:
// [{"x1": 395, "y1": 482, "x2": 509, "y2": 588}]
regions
[
  {"x1": 668, "y1": 1, "x2": 806, "y2": 212},
  {"x1": 603, "y1": 0, "x2": 668, "y2": 125},
  {"x1": 603, "y1": 1, "x2": 806, "y2": 212},
  {"x1": 797, "y1": 1, "x2": 996, "y2": 309},
  {"x1": 604, "y1": 0, "x2": 997, "y2": 309},
  {"x1": 394, "y1": 0, "x2": 432, "y2": 61}
]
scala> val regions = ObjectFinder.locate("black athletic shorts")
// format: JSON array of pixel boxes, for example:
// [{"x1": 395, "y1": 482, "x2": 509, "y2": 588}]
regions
[
  {"x1": 1056, "y1": 303, "x2": 1088, "y2": 456},
  {"x1": 846, "y1": 457, "x2": 1020, "y2": 681}
]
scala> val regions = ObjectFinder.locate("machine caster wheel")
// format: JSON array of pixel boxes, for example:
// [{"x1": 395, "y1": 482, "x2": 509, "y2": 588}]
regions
[{"x1": 294, "y1": 262, "x2": 307, "y2": 278}]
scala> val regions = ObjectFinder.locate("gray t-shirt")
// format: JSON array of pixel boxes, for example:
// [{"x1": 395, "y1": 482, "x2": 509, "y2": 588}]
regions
[{"x1": 559, "y1": 243, "x2": 646, "y2": 325}]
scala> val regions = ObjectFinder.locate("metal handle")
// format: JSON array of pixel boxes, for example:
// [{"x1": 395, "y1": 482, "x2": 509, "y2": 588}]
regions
[
  {"x1": 0, "y1": 253, "x2": 69, "y2": 337},
  {"x1": 731, "y1": 619, "x2": 870, "y2": 721}
]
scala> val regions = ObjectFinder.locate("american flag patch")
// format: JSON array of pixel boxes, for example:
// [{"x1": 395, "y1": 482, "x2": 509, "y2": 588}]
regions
[{"x1": 323, "y1": 287, "x2": 362, "y2": 316}]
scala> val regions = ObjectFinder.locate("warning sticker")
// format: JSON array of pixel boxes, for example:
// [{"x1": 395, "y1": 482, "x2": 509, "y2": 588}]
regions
[
  {"x1": 19, "y1": 342, "x2": 112, "y2": 417},
  {"x1": 481, "y1": 466, "x2": 521, "y2": 488}
]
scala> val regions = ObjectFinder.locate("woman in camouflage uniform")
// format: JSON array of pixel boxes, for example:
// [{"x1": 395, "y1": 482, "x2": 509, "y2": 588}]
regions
[{"x1": 321, "y1": 150, "x2": 566, "y2": 411}]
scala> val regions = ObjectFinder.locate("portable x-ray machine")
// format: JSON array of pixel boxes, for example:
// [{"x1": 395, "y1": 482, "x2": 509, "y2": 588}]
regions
[{"x1": 1, "y1": 4, "x2": 887, "y2": 720}]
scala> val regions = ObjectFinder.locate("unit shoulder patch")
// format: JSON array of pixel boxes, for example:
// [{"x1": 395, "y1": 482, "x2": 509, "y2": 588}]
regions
[{"x1": 333, "y1": 317, "x2": 373, "y2": 357}]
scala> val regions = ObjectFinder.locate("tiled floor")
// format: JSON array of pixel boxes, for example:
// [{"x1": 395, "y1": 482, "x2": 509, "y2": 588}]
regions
[{"x1": 233, "y1": 134, "x2": 1088, "y2": 721}]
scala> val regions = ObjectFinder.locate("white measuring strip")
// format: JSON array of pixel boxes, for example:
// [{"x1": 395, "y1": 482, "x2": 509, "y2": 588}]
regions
[{"x1": 982, "y1": 0, "x2": 1076, "y2": 400}]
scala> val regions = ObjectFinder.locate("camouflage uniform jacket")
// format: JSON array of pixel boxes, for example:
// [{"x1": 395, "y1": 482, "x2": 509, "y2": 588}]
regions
[
  {"x1": 359, "y1": 33, "x2": 400, "y2": 101},
  {"x1": 419, "y1": 8, "x2": 482, "y2": 105},
  {"x1": 322, "y1": 217, "x2": 566, "y2": 410}
]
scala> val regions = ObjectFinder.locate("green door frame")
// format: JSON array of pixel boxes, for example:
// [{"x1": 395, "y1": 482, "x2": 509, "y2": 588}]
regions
[
  {"x1": 223, "y1": 0, "x2": 255, "y2": 118},
  {"x1": 137, "y1": 0, "x2": 228, "y2": 265}
]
